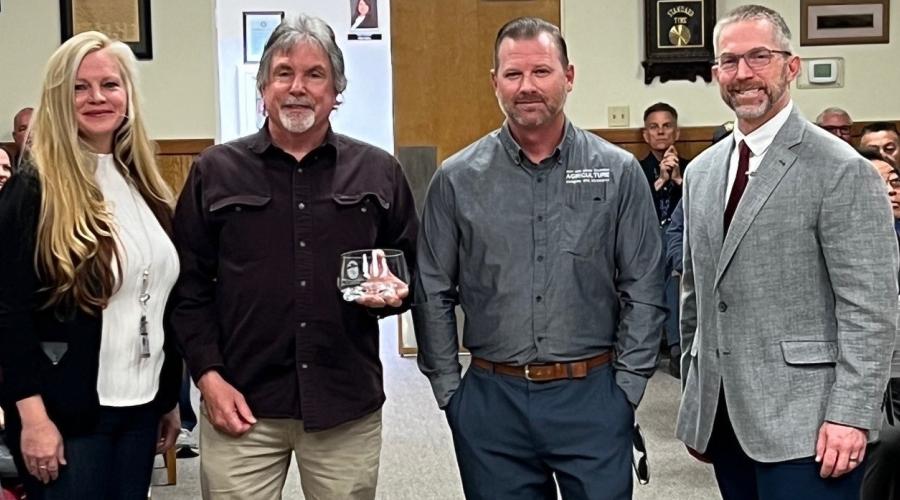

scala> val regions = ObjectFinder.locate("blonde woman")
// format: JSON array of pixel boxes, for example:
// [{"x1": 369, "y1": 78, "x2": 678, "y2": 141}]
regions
[{"x1": 0, "y1": 31, "x2": 181, "y2": 498}]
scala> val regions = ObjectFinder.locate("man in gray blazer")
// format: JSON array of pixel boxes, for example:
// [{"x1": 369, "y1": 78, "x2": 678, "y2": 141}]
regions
[{"x1": 676, "y1": 5, "x2": 899, "y2": 499}]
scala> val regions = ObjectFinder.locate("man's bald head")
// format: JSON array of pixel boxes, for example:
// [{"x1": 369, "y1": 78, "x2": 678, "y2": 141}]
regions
[{"x1": 12, "y1": 107, "x2": 33, "y2": 152}]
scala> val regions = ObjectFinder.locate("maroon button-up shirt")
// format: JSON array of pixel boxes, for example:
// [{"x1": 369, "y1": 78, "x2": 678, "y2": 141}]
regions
[{"x1": 170, "y1": 126, "x2": 418, "y2": 430}]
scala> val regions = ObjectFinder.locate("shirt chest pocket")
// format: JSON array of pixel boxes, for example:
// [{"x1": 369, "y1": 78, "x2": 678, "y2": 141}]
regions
[
  {"x1": 332, "y1": 192, "x2": 388, "y2": 247},
  {"x1": 209, "y1": 195, "x2": 273, "y2": 261},
  {"x1": 560, "y1": 194, "x2": 613, "y2": 257}
]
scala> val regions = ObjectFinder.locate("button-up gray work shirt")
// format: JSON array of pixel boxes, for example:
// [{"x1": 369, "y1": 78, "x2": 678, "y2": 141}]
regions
[{"x1": 413, "y1": 121, "x2": 665, "y2": 408}]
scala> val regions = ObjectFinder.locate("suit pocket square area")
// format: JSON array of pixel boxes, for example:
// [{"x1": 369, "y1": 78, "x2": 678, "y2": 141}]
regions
[
  {"x1": 780, "y1": 340, "x2": 837, "y2": 365},
  {"x1": 40, "y1": 341, "x2": 68, "y2": 366}
]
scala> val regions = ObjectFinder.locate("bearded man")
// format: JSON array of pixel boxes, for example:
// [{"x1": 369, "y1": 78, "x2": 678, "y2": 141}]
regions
[
  {"x1": 170, "y1": 14, "x2": 417, "y2": 499},
  {"x1": 413, "y1": 16, "x2": 664, "y2": 500},
  {"x1": 676, "y1": 5, "x2": 898, "y2": 500}
]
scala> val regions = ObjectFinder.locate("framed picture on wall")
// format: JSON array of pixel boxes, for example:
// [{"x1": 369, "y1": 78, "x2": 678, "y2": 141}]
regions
[
  {"x1": 237, "y1": 66, "x2": 265, "y2": 137},
  {"x1": 60, "y1": 0, "x2": 153, "y2": 59},
  {"x1": 800, "y1": 0, "x2": 890, "y2": 46},
  {"x1": 350, "y1": 0, "x2": 378, "y2": 30},
  {"x1": 243, "y1": 11, "x2": 284, "y2": 63}
]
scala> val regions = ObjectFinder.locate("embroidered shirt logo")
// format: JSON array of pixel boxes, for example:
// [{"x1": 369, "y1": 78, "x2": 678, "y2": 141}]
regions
[{"x1": 565, "y1": 168, "x2": 610, "y2": 184}]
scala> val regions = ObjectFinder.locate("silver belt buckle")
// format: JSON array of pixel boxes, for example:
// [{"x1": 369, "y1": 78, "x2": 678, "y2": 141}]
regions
[{"x1": 524, "y1": 364, "x2": 535, "y2": 381}]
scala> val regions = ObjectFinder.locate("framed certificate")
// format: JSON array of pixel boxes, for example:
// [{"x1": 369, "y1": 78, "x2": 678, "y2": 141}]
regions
[
  {"x1": 800, "y1": 0, "x2": 890, "y2": 46},
  {"x1": 243, "y1": 11, "x2": 284, "y2": 63},
  {"x1": 60, "y1": 0, "x2": 153, "y2": 59}
]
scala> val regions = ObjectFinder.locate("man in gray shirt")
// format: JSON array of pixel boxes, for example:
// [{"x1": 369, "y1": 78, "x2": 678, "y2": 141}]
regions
[{"x1": 413, "y1": 16, "x2": 665, "y2": 499}]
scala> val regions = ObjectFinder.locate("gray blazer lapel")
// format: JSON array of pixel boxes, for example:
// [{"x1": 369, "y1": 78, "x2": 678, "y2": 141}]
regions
[
  {"x1": 714, "y1": 109, "x2": 805, "y2": 288},
  {"x1": 704, "y1": 142, "x2": 731, "y2": 251}
]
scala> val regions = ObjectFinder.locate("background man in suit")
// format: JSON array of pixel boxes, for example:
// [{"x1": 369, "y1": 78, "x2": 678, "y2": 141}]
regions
[{"x1": 676, "y1": 5, "x2": 898, "y2": 499}]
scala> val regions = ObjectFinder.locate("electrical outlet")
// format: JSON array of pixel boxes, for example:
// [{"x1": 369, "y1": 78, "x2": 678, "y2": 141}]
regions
[{"x1": 608, "y1": 106, "x2": 630, "y2": 127}]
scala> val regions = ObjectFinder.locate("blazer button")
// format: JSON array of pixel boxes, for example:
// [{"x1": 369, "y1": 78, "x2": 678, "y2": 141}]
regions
[{"x1": 718, "y1": 302, "x2": 727, "y2": 312}]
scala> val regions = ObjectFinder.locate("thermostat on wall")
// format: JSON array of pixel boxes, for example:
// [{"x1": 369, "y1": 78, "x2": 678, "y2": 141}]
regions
[{"x1": 808, "y1": 59, "x2": 839, "y2": 84}]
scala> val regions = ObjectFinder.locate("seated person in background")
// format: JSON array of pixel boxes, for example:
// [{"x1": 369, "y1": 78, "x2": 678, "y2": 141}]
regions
[
  {"x1": 860, "y1": 122, "x2": 900, "y2": 166},
  {"x1": 857, "y1": 148, "x2": 900, "y2": 500},
  {"x1": 640, "y1": 102, "x2": 688, "y2": 376},
  {"x1": 0, "y1": 146, "x2": 12, "y2": 191},
  {"x1": 815, "y1": 107, "x2": 853, "y2": 145},
  {"x1": 11, "y1": 108, "x2": 32, "y2": 168}
]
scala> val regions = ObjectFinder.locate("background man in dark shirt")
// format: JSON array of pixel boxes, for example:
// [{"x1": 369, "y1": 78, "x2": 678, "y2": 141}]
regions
[
  {"x1": 639, "y1": 102, "x2": 688, "y2": 376},
  {"x1": 171, "y1": 15, "x2": 417, "y2": 500},
  {"x1": 860, "y1": 122, "x2": 900, "y2": 167},
  {"x1": 815, "y1": 107, "x2": 854, "y2": 145},
  {"x1": 414, "y1": 17, "x2": 664, "y2": 499}
]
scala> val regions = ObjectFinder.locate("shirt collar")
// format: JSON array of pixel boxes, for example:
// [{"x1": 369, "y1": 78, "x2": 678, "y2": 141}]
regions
[
  {"x1": 498, "y1": 119, "x2": 575, "y2": 167},
  {"x1": 732, "y1": 100, "x2": 794, "y2": 157},
  {"x1": 247, "y1": 119, "x2": 338, "y2": 159}
]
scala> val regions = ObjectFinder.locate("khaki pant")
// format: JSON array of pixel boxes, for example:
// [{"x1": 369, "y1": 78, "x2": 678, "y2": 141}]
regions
[{"x1": 199, "y1": 406, "x2": 382, "y2": 500}]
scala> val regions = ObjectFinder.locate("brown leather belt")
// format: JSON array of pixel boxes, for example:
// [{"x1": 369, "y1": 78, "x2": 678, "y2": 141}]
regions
[{"x1": 471, "y1": 352, "x2": 613, "y2": 382}]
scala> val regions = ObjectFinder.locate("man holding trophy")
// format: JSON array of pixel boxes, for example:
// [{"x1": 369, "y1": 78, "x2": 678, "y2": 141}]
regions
[{"x1": 170, "y1": 14, "x2": 417, "y2": 500}]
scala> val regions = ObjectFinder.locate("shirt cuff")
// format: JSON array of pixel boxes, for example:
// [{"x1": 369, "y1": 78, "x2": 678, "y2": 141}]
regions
[
  {"x1": 429, "y1": 371, "x2": 462, "y2": 409},
  {"x1": 615, "y1": 370, "x2": 648, "y2": 407},
  {"x1": 186, "y1": 349, "x2": 226, "y2": 383}
]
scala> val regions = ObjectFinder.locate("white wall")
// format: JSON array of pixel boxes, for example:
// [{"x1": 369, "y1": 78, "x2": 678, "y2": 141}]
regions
[
  {"x1": 215, "y1": 0, "x2": 394, "y2": 152},
  {"x1": 0, "y1": 0, "x2": 218, "y2": 141},
  {"x1": 562, "y1": 0, "x2": 900, "y2": 128}
]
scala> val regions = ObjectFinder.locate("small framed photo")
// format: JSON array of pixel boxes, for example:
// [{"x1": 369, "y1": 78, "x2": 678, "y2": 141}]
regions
[
  {"x1": 350, "y1": 0, "x2": 379, "y2": 30},
  {"x1": 800, "y1": 0, "x2": 890, "y2": 46},
  {"x1": 243, "y1": 11, "x2": 284, "y2": 63},
  {"x1": 60, "y1": 0, "x2": 153, "y2": 59}
]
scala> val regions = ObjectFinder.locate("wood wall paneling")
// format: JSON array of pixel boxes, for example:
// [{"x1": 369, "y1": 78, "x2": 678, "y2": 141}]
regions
[
  {"x1": 156, "y1": 139, "x2": 213, "y2": 197},
  {"x1": 391, "y1": 0, "x2": 561, "y2": 165},
  {"x1": 591, "y1": 120, "x2": 900, "y2": 161},
  {"x1": 0, "y1": 139, "x2": 212, "y2": 198}
]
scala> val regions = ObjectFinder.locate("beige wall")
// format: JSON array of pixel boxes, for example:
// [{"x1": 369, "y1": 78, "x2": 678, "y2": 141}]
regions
[
  {"x1": 563, "y1": 0, "x2": 900, "y2": 128},
  {"x1": 0, "y1": 0, "x2": 217, "y2": 142},
  {"x1": 3, "y1": 1, "x2": 895, "y2": 141}
]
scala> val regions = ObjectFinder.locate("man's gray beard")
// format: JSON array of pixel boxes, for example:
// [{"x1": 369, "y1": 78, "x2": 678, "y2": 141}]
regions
[
  {"x1": 723, "y1": 79, "x2": 788, "y2": 121},
  {"x1": 731, "y1": 98, "x2": 771, "y2": 120},
  {"x1": 280, "y1": 110, "x2": 315, "y2": 134}
]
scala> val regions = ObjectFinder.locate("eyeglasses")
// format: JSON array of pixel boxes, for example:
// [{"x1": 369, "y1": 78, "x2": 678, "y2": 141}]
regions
[
  {"x1": 715, "y1": 47, "x2": 792, "y2": 73},
  {"x1": 821, "y1": 125, "x2": 851, "y2": 135}
]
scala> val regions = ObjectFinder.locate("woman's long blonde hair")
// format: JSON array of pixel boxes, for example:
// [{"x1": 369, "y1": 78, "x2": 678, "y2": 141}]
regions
[{"x1": 31, "y1": 31, "x2": 174, "y2": 314}]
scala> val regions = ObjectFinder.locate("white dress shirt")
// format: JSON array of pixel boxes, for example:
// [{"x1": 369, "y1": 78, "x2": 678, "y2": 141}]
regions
[
  {"x1": 93, "y1": 154, "x2": 179, "y2": 406},
  {"x1": 725, "y1": 101, "x2": 794, "y2": 201}
]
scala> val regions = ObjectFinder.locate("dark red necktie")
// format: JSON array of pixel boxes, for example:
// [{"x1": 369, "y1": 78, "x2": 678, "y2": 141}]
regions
[{"x1": 724, "y1": 140, "x2": 751, "y2": 234}]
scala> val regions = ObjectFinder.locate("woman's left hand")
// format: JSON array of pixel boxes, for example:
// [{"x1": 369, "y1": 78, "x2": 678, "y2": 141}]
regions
[{"x1": 156, "y1": 406, "x2": 181, "y2": 453}]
